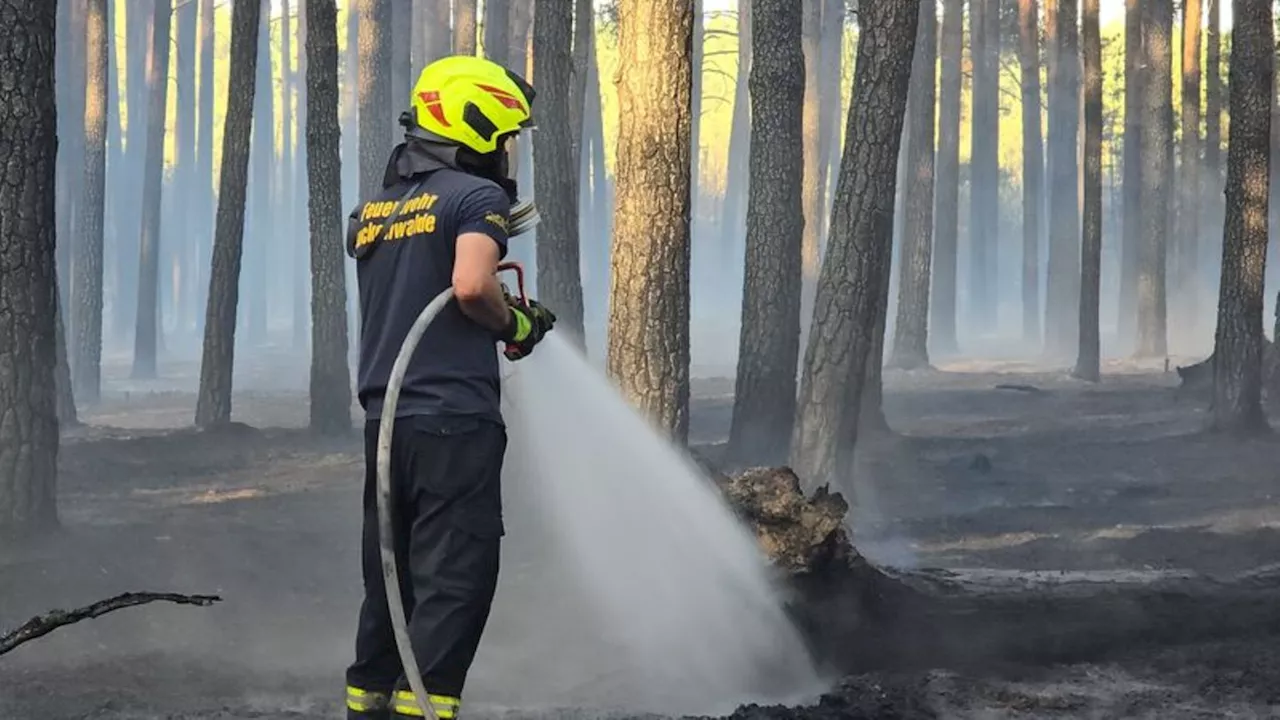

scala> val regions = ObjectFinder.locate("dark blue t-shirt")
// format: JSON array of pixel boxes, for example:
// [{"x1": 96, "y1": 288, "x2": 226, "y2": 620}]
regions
[{"x1": 349, "y1": 168, "x2": 511, "y2": 424}]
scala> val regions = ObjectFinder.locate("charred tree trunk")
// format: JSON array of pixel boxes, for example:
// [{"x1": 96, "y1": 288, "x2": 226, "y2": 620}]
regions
[
  {"x1": 1176, "y1": 0, "x2": 1202, "y2": 332},
  {"x1": 1137, "y1": 0, "x2": 1172, "y2": 358},
  {"x1": 1045, "y1": 0, "x2": 1081, "y2": 359},
  {"x1": 727, "y1": 0, "x2": 805, "y2": 467},
  {"x1": 72, "y1": 0, "x2": 110, "y2": 406},
  {"x1": 0, "y1": 0, "x2": 59, "y2": 534},
  {"x1": 800, "y1": 0, "x2": 822, "y2": 322},
  {"x1": 1018, "y1": 0, "x2": 1045, "y2": 344},
  {"x1": 969, "y1": 0, "x2": 1000, "y2": 334},
  {"x1": 790, "y1": 0, "x2": 918, "y2": 489},
  {"x1": 1211, "y1": 0, "x2": 1272, "y2": 435},
  {"x1": 195, "y1": 0, "x2": 261, "y2": 428},
  {"x1": 131, "y1": 0, "x2": 172, "y2": 379},
  {"x1": 306, "y1": 0, "x2": 352, "y2": 436},
  {"x1": 1075, "y1": 0, "x2": 1102, "y2": 381},
  {"x1": 931, "y1": 0, "x2": 963, "y2": 357},
  {"x1": 454, "y1": 0, "x2": 478, "y2": 56},
  {"x1": 358, "y1": 0, "x2": 391, "y2": 202},
  {"x1": 195, "y1": 0, "x2": 216, "y2": 339},
  {"x1": 889, "y1": 0, "x2": 938, "y2": 371},
  {"x1": 605, "y1": 0, "x2": 695, "y2": 443},
  {"x1": 1119, "y1": 0, "x2": 1143, "y2": 346},
  {"x1": 532, "y1": 0, "x2": 585, "y2": 342}
]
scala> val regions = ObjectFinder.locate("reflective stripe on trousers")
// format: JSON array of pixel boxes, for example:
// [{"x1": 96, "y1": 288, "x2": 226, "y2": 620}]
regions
[
  {"x1": 346, "y1": 686, "x2": 390, "y2": 714},
  {"x1": 393, "y1": 690, "x2": 461, "y2": 718}
]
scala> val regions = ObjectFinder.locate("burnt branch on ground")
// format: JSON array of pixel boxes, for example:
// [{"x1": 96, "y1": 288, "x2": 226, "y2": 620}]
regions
[{"x1": 0, "y1": 592, "x2": 221, "y2": 657}]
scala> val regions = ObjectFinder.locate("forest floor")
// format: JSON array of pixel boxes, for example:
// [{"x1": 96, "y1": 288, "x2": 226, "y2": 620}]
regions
[{"x1": 4, "y1": 348, "x2": 1280, "y2": 719}]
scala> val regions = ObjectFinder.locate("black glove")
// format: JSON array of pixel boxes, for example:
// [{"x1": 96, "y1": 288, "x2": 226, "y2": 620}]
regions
[{"x1": 499, "y1": 298, "x2": 556, "y2": 361}]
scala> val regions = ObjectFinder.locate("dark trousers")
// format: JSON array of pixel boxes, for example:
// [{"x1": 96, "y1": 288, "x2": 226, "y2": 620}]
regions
[{"x1": 347, "y1": 415, "x2": 506, "y2": 717}]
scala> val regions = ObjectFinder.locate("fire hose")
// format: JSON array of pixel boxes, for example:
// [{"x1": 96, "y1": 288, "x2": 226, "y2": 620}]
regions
[{"x1": 374, "y1": 202, "x2": 539, "y2": 720}]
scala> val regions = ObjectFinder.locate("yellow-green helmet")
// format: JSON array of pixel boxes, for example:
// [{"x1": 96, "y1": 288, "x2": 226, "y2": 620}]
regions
[{"x1": 409, "y1": 55, "x2": 535, "y2": 155}]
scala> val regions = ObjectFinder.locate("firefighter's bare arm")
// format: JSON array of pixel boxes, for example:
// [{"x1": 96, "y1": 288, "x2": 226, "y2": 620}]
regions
[{"x1": 453, "y1": 231, "x2": 512, "y2": 334}]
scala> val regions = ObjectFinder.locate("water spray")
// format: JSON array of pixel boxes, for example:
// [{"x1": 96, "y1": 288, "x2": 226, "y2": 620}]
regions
[{"x1": 374, "y1": 201, "x2": 539, "y2": 720}]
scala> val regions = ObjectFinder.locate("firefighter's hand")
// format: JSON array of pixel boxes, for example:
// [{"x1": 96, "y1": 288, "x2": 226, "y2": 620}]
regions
[{"x1": 500, "y1": 299, "x2": 556, "y2": 361}]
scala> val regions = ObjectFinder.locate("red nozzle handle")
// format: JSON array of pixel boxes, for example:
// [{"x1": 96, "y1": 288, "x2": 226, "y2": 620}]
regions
[{"x1": 496, "y1": 262, "x2": 527, "y2": 305}]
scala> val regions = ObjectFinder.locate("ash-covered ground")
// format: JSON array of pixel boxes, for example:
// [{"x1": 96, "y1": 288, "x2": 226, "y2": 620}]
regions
[{"x1": 4, "y1": 350, "x2": 1280, "y2": 719}]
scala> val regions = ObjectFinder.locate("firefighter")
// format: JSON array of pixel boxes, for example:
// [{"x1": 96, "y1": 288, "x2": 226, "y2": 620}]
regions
[{"x1": 343, "y1": 55, "x2": 555, "y2": 720}]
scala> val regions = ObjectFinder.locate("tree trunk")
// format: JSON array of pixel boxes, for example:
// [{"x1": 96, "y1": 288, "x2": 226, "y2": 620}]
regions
[
  {"x1": 358, "y1": 0, "x2": 391, "y2": 202},
  {"x1": 790, "y1": 0, "x2": 917, "y2": 490},
  {"x1": 454, "y1": 0, "x2": 478, "y2": 55},
  {"x1": 532, "y1": 0, "x2": 585, "y2": 342},
  {"x1": 1119, "y1": 0, "x2": 1143, "y2": 346},
  {"x1": 306, "y1": 0, "x2": 353, "y2": 436},
  {"x1": 727, "y1": 0, "x2": 805, "y2": 467},
  {"x1": 970, "y1": 0, "x2": 1000, "y2": 334},
  {"x1": 104, "y1": 0, "x2": 120, "y2": 343},
  {"x1": 1137, "y1": 0, "x2": 1172, "y2": 358},
  {"x1": 131, "y1": 0, "x2": 173, "y2": 379},
  {"x1": 56, "y1": 0, "x2": 86, "y2": 318},
  {"x1": 246, "y1": 0, "x2": 274, "y2": 345},
  {"x1": 1045, "y1": 0, "x2": 1081, "y2": 359},
  {"x1": 416, "y1": 0, "x2": 453, "y2": 66},
  {"x1": 575, "y1": 0, "x2": 609, "y2": 317},
  {"x1": 54, "y1": 292, "x2": 78, "y2": 426},
  {"x1": 296, "y1": 0, "x2": 311, "y2": 351},
  {"x1": 816, "y1": 0, "x2": 844, "y2": 245},
  {"x1": 605, "y1": 0, "x2": 695, "y2": 443},
  {"x1": 889, "y1": 0, "x2": 938, "y2": 371},
  {"x1": 1204, "y1": 0, "x2": 1222, "y2": 281},
  {"x1": 195, "y1": 0, "x2": 216, "y2": 339},
  {"x1": 1176, "y1": 0, "x2": 1202, "y2": 334},
  {"x1": 1018, "y1": 0, "x2": 1044, "y2": 344},
  {"x1": 1211, "y1": 0, "x2": 1272, "y2": 435},
  {"x1": 482, "y1": 0, "x2": 509, "y2": 65},
  {"x1": 800, "y1": 0, "x2": 822, "y2": 319},
  {"x1": 174, "y1": 0, "x2": 198, "y2": 336},
  {"x1": 195, "y1": 0, "x2": 261, "y2": 428},
  {"x1": 390, "y1": 0, "x2": 412, "y2": 101},
  {"x1": 285, "y1": 0, "x2": 305, "y2": 350},
  {"x1": 931, "y1": 0, "x2": 962, "y2": 357},
  {"x1": 114, "y1": 1, "x2": 151, "y2": 343},
  {"x1": 690, "y1": 0, "x2": 704, "y2": 219},
  {"x1": 342, "y1": 1, "x2": 358, "y2": 212},
  {"x1": 508, "y1": 0, "x2": 533, "y2": 76},
  {"x1": 0, "y1": 0, "x2": 59, "y2": 535},
  {"x1": 1075, "y1": 0, "x2": 1102, "y2": 381},
  {"x1": 720, "y1": 1, "x2": 751, "y2": 279},
  {"x1": 73, "y1": 0, "x2": 110, "y2": 406}
]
